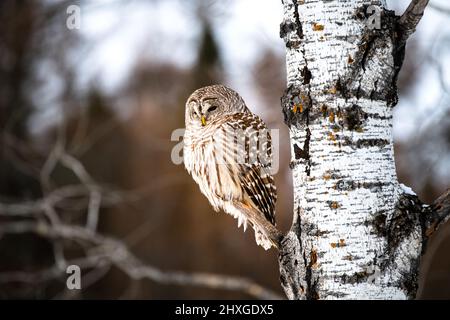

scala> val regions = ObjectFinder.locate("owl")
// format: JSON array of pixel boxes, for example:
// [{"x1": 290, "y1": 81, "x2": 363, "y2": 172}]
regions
[{"x1": 183, "y1": 84, "x2": 277, "y2": 250}]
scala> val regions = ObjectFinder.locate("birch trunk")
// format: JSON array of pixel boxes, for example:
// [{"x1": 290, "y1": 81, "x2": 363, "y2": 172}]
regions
[{"x1": 277, "y1": 0, "x2": 449, "y2": 299}]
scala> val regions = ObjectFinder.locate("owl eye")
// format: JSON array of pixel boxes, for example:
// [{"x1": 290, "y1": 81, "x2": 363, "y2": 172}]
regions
[{"x1": 207, "y1": 105, "x2": 218, "y2": 112}]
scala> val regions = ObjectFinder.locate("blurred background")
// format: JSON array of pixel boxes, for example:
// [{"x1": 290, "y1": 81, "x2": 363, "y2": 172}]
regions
[{"x1": 0, "y1": 0, "x2": 449, "y2": 299}]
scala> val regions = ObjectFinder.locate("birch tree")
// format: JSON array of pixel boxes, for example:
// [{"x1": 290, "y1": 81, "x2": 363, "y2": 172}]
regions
[{"x1": 277, "y1": 0, "x2": 450, "y2": 299}]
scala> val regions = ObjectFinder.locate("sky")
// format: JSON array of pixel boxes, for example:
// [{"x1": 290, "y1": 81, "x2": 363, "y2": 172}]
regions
[{"x1": 74, "y1": 0, "x2": 449, "y2": 144}]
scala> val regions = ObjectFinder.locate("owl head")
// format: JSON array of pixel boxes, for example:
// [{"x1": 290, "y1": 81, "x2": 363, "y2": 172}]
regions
[{"x1": 185, "y1": 84, "x2": 248, "y2": 128}]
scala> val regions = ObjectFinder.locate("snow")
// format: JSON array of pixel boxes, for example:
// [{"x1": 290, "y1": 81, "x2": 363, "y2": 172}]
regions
[{"x1": 400, "y1": 183, "x2": 417, "y2": 196}]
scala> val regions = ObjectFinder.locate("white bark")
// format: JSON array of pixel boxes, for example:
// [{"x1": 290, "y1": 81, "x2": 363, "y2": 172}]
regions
[{"x1": 278, "y1": 0, "x2": 438, "y2": 300}]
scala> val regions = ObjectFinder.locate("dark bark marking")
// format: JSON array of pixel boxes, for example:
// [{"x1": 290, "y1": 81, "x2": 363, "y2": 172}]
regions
[
  {"x1": 337, "y1": 9, "x2": 405, "y2": 106},
  {"x1": 387, "y1": 189, "x2": 449, "y2": 298},
  {"x1": 335, "y1": 179, "x2": 355, "y2": 191},
  {"x1": 310, "y1": 249, "x2": 317, "y2": 266},
  {"x1": 304, "y1": 128, "x2": 311, "y2": 176},
  {"x1": 323, "y1": 170, "x2": 342, "y2": 181},
  {"x1": 290, "y1": 125, "x2": 311, "y2": 177},
  {"x1": 281, "y1": 1, "x2": 314, "y2": 179},
  {"x1": 293, "y1": 143, "x2": 306, "y2": 160},
  {"x1": 280, "y1": 21, "x2": 296, "y2": 39},
  {"x1": 355, "y1": 138, "x2": 389, "y2": 148},
  {"x1": 386, "y1": 194, "x2": 420, "y2": 250},
  {"x1": 279, "y1": 1, "x2": 304, "y2": 49},
  {"x1": 388, "y1": 24, "x2": 406, "y2": 107},
  {"x1": 366, "y1": 111, "x2": 392, "y2": 121},
  {"x1": 370, "y1": 80, "x2": 379, "y2": 100},
  {"x1": 360, "y1": 34, "x2": 377, "y2": 72},
  {"x1": 335, "y1": 77, "x2": 343, "y2": 95},
  {"x1": 285, "y1": 40, "x2": 302, "y2": 49},
  {"x1": 369, "y1": 211, "x2": 387, "y2": 237},
  {"x1": 280, "y1": 19, "x2": 301, "y2": 49},
  {"x1": 304, "y1": 248, "x2": 320, "y2": 300},
  {"x1": 281, "y1": 85, "x2": 296, "y2": 126},
  {"x1": 345, "y1": 104, "x2": 368, "y2": 131},
  {"x1": 340, "y1": 270, "x2": 372, "y2": 285},
  {"x1": 354, "y1": 5, "x2": 370, "y2": 21},
  {"x1": 324, "y1": 291, "x2": 348, "y2": 298},
  {"x1": 279, "y1": 273, "x2": 288, "y2": 287},
  {"x1": 282, "y1": 85, "x2": 311, "y2": 127},
  {"x1": 397, "y1": 257, "x2": 420, "y2": 299},
  {"x1": 341, "y1": 137, "x2": 389, "y2": 149},
  {"x1": 291, "y1": 0, "x2": 304, "y2": 40},
  {"x1": 288, "y1": 160, "x2": 296, "y2": 170},
  {"x1": 295, "y1": 206, "x2": 303, "y2": 252},
  {"x1": 320, "y1": 104, "x2": 328, "y2": 118},
  {"x1": 348, "y1": 55, "x2": 354, "y2": 64},
  {"x1": 301, "y1": 219, "x2": 318, "y2": 238},
  {"x1": 301, "y1": 65, "x2": 312, "y2": 85},
  {"x1": 335, "y1": 179, "x2": 390, "y2": 191},
  {"x1": 311, "y1": 229, "x2": 331, "y2": 237},
  {"x1": 360, "y1": 193, "x2": 422, "y2": 298}
]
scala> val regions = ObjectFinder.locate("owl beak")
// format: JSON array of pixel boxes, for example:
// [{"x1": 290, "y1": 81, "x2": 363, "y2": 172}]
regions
[{"x1": 201, "y1": 115, "x2": 207, "y2": 126}]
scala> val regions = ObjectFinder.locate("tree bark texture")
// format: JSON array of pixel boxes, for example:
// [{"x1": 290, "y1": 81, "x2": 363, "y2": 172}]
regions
[{"x1": 278, "y1": 0, "x2": 448, "y2": 300}]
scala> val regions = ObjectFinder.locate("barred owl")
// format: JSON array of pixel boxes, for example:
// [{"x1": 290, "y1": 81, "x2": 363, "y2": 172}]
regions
[{"x1": 183, "y1": 84, "x2": 277, "y2": 250}]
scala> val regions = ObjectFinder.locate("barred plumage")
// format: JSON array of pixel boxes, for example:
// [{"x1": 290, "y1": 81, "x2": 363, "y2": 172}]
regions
[{"x1": 183, "y1": 84, "x2": 277, "y2": 250}]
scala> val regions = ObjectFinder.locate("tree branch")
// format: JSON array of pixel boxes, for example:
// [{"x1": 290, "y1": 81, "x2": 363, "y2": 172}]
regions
[
  {"x1": 0, "y1": 221, "x2": 283, "y2": 300},
  {"x1": 1, "y1": 118, "x2": 283, "y2": 299},
  {"x1": 399, "y1": 0, "x2": 430, "y2": 44},
  {"x1": 424, "y1": 188, "x2": 450, "y2": 238}
]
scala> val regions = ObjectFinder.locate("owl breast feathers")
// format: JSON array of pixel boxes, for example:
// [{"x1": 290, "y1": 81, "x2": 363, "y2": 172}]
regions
[{"x1": 183, "y1": 84, "x2": 277, "y2": 250}]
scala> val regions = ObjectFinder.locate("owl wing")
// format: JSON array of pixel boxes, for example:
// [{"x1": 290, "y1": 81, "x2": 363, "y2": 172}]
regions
[
  {"x1": 213, "y1": 113, "x2": 277, "y2": 225},
  {"x1": 240, "y1": 163, "x2": 276, "y2": 225}
]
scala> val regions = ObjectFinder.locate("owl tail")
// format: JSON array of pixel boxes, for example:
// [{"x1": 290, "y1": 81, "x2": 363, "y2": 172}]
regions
[
  {"x1": 255, "y1": 228, "x2": 274, "y2": 250},
  {"x1": 232, "y1": 201, "x2": 283, "y2": 250}
]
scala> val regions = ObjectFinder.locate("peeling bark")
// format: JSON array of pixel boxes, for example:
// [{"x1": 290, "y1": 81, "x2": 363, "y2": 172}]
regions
[{"x1": 277, "y1": 0, "x2": 448, "y2": 300}]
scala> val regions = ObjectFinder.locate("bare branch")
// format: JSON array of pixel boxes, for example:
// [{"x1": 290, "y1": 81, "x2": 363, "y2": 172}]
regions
[
  {"x1": 87, "y1": 189, "x2": 101, "y2": 231},
  {"x1": 60, "y1": 153, "x2": 95, "y2": 186},
  {"x1": 2, "y1": 133, "x2": 42, "y2": 177},
  {"x1": 40, "y1": 123, "x2": 66, "y2": 192},
  {"x1": 424, "y1": 188, "x2": 450, "y2": 238},
  {"x1": 0, "y1": 221, "x2": 283, "y2": 300},
  {"x1": 399, "y1": 0, "x2": 430, "y2": 44},
  {"x1": 1, "y1": 117, "x2": 281, "y2": 299},
  {"x1": 71, "y1": 119, "x2": 118, "y2": 156},
  {"x1": 0, "y1": 175, "x2": 184, "y2": 217}
]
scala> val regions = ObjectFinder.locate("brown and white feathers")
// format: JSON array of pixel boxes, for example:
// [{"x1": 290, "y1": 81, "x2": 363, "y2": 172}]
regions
[{"x1": 183, "y1": 84, "x2": 277, "y2": 250}]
